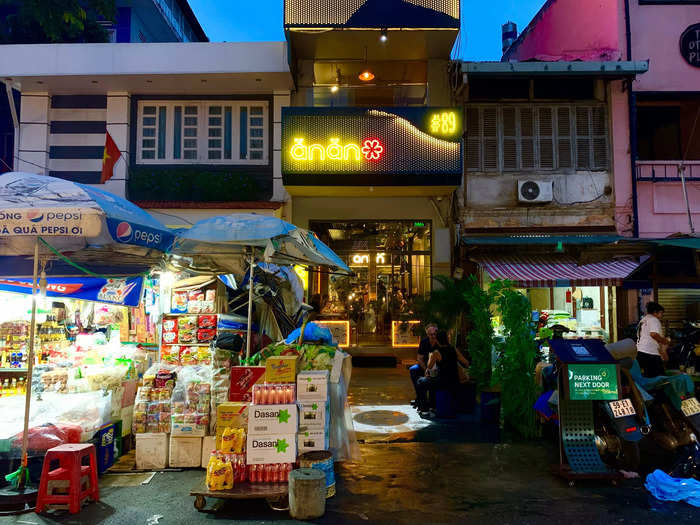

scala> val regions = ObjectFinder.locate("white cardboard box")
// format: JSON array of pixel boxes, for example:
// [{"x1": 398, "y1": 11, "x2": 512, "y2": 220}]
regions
[
  {"x1": 247, "y1": 404, "x2": 298, "y2": 435},
  {"x1": 297, "y1": 370, "x2": 329, "y2": 402},
  {"x1": 135, "y1": 433, "x2": 169, "y2": 470},
  {"x1": 246, "y1": 434, "x2": 297, "y2": 464},
  {"x1": 201, "y1": 436, "x2": 216, "y2": 469},
  {"x1": 120, "y1": 406, "x2": 133, "y2": 437},
  {"x1": 297, "y1": 429, "x2": 329, "y2": 454},
  {"x1": 298, "y1": 401, "x2": 329, "y2": 430},
  {"x1": 169, "y1": 436, "x2": 203, "y2": 468}
]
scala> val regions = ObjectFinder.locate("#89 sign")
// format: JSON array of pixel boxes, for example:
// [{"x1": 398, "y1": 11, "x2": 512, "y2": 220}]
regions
[{"x1": 567, "y1": 364, "x2": 618, "y2": 401}]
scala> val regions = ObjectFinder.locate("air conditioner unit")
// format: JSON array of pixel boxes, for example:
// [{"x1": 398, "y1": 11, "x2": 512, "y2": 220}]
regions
[{"x1": 518, "y1": 180, "x2": 553, "y2": 204}]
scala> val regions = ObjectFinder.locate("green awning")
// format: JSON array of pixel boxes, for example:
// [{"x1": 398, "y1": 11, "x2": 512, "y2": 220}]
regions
[
  {"x1": 652, "y1": 237, "x2": 700, "y2": 250},
  {"x1": 462, "y1": 234, "x2": 625, "y2": 246}
]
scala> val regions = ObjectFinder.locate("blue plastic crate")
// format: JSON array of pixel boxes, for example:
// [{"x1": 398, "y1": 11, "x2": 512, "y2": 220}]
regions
[{"x1": 95, "y1": 423, "x2": 115, "y2": 474}]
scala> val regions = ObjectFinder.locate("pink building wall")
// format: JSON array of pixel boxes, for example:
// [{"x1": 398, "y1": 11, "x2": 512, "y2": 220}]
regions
[{"x1": 504, "y1": 0, "x2": 620, "y2": 62}]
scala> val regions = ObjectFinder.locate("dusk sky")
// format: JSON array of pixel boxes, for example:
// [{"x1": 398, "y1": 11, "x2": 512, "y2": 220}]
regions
[{"x1": 187, "y1": 0, "x2": 544, "y2": 60}]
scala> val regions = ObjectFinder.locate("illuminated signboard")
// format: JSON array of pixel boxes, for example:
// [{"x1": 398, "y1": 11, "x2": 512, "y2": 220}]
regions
[
  {"x1": 350, "y1": 253, "x2": 386, "y2": 265},
  {"x1": 392, "y1": 320, "x2": 421, "y2": 348},
  {"x1": 281, "y1": 107, "x2": 462, "y2": 185}
]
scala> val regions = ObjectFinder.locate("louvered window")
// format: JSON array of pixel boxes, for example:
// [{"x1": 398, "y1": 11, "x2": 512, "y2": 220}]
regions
[{"x1": 465, "y1": 104, "x2": 609, "y2": 172}]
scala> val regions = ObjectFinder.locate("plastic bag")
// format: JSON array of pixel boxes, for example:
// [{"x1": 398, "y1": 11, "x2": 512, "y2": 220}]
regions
[
  {"x1": 284, "y1": 322, "x2": 335, "y2": 346},
  {"x1": 11, "y1": 423, "x2": 78, "y2": 451},
  {"x1": 170, "y1": 366, "x2": 211, "y2": 434},
  {"x1": 645, "y1": 469, "x2": 700, "y2": 507},
  {"x1": 328, "y1": 361, "x2": 361, "y2": 462},
  {"x1": 207, "y1": 457, "x2": 233, "y2": 490}
]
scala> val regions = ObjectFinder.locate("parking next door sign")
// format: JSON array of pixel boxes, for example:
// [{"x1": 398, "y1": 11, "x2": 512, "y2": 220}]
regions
[{"x1": 567, "y1": 364, "x2": 618, "y2": 401}]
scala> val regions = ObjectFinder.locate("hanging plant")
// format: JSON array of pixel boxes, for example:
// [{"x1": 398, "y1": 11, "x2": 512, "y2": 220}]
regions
[{"x1": 491, "y1": 279, "x2": 538, "y2": 439}]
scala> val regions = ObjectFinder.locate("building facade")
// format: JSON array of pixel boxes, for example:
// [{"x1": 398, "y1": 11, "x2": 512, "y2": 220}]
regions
[{"x1": 503, "y1": 0, "x2": 700, "y2": 239}]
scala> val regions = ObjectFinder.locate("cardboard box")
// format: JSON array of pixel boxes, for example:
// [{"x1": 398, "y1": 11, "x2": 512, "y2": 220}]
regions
[
  {"x1": 201, "y1": 436, "x2": 216, "y2": 468},
  {"x1": 171, "y1": 422, "x2": 207, "y2": 437},
  {"x1": 120, "y1": 406, "x2": 133, "y2": 437},
  {"x1": 248, "y1": 404, "x2": 298, "y2": 435},
  {"x1": 169, "y1": 436, "x2": 202, "y2": 468},
  {"x1": 135, "y1": 433, "x2": 169, "y2": 470},
  {"x1": 297, "y1": 429, "x2": 329, "y2": 455},
  {"x1": 229, "y1": 366, "x2": 265, "y2": 402},
  {"x1": 265, "y1": 355, "x2": 299, "y2": 384},
  {"x1": 215, "y1": 402, "x2": 249, "y2": 448},
  {"x1": 246, "y1": 434, "x2": 297, "y2": 465},
  {"x1": 297, "y1": 370, "x2": 329, "y2": 402},
  {"x1": 298, "y1": 401, "x2": 329, "y2": 430}
]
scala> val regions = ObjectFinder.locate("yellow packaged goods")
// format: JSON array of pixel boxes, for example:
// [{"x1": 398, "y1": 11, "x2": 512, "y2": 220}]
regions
[
  {"x1": 219, "y1": 427, "x2": 246, "y2": 454},
  {"x1": 215, "y1": 402, "x2": 249, "y2": 447},
  {"x1": 265, "y1": 355, "x2": 298, "y2": 383},
  {"x1": 206, "y1": 455, "x2": 234, "y2": 491}
]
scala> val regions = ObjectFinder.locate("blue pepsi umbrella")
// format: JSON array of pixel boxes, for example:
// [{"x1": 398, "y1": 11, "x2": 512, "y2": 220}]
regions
[{"x1": 0, "y1": 172, "x2": 174, "y2": 486}]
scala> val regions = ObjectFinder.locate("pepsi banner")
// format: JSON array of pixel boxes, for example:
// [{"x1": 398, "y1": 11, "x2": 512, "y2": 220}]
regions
[
  {"x1": 0, "y1": 276, "x2": 144, "y2": 306},
  {"x1": 106, "y1": 218, "x2": 172, "y2": 252}
]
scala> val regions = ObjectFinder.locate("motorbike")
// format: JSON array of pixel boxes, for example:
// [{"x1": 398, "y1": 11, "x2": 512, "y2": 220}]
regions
[{"x1": 667, "y1": 321, "x2": 700, "y2": 373}]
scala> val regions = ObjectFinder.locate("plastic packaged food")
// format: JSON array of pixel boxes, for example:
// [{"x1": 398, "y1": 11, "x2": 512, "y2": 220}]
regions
[
  {"x1": 171, "y1": 291, "x2": 188, "y2": 314},
  {"x1": 198, "y1": 315, "x2": 217, "y2": 328},
  {"x1": 197, "y1": 329, "x2": 216, "y2": 343},
  {"x1": 178, "y1": 316, "x2": 197, "y2": 331}
]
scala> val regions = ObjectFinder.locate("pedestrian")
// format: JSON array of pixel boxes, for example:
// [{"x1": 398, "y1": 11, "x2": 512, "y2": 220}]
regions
[
  {"x1": 409, "y1": 323, "x2": 438, "y2": 407},
  {"x1": 637, "y1": 301, "x2": 670, "y2": 377},
  {"x1": 415, "y1": 331, "x2": 468, "y2": 416}
]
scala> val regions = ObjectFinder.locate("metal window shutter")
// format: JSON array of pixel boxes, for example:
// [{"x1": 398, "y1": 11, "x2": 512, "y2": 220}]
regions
[
  {"x1": 658, "y1": 289, "x2": 700, "y2": 329},
  {"x1": 575, "y1": 107, "x2": 591, "y2": 169},
  {"x1": 557, "y1": 106, "x2": 572, "y2": 169},
  {"x1": 520, "y1": 107, "x2": 535, "y2": 169},
  {"x1": 483, "y1": 107, "x2": 499, "y2": 171},
  {"x1": 502, "y1": 106, "x2": 517, "y2": 171},
  {"x1": 538, "y1": 107, "x2": 554, "y2": 170},
  {"x1": 466, "y1": 107, "x2": 481, "y2": 171},
  {"x1": 592, "y1": 106, "x2": 609, "y2": 170}
]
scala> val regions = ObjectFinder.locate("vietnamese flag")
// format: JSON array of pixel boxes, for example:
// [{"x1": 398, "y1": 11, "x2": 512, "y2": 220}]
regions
[{"x1": 101, "y1": 131, "x2": 120, "y2": 183}]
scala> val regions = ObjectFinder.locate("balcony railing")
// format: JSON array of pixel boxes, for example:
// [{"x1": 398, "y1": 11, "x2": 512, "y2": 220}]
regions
[
  {"x1": 636, "y1": 160, "x2": 700, "y2": 182},
  {"x1": 284, "y1": 0, "x2": 460, "y2": 28}
]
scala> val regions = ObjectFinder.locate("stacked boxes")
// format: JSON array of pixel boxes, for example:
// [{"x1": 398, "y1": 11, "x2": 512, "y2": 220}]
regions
[{"x1": 296, "y1": 370, "x2": 330, "y2": 454}]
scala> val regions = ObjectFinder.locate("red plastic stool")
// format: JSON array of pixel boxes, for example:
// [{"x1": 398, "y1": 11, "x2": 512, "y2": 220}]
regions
[{"x1": 36, "y1": 443, "x2": 100, "y2": 514}]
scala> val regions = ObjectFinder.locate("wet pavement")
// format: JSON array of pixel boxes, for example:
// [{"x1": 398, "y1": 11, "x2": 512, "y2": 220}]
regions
[{"x1": 4, "y1": 364, "x2": 699, "y2": 524}]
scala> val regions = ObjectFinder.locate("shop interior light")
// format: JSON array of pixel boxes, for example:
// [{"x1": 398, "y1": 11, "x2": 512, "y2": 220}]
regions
[
  {"x1": 330, "y1": 85, "x2": 339, "y2": 93},
  {"x1": 359, "y1": 70, "x2": 375, "y2": 82},
  {"x1": 380, "y1": 29, "x2": 388, "y2": 43}
]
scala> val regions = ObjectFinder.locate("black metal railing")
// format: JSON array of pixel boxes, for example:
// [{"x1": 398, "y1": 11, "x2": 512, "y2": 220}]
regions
[{"x1": 636, "y1": 161, "x2": 700, "y2": 182}]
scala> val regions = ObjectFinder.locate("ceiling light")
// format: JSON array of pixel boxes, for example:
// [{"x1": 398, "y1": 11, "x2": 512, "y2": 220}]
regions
[
  {"x1": 359, "y1": 70, "x2": 375, "y2": 82},
  {"x1": 380, "y1": 29, "x2": 388, "y2": 43},
  {"x1": 330, "y1": 85, "x2": 339, "y2": 93}
]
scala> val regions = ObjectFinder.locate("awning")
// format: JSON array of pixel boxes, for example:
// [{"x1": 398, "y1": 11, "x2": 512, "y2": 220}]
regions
[
  {"x1": 472, "y1": 255, "x2": 639, "y2": 288},
  {"x1": 462, "y1": 234, "x2": 625, "y2": 246}
]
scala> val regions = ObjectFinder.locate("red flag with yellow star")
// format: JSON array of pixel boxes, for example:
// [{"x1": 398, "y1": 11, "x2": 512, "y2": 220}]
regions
[{"x1": 101, "y1": 131, "x2": 120, "y2": 183}]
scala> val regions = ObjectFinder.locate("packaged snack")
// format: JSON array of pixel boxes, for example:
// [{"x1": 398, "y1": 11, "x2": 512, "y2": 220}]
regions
[
  {"x1": 201, "y1": 302, "x2": 215, "y2": 314},
  {"x1": 197, "y1": 329, "x2": 216, "y2": 343},
  {"x1": 207, "y1": 457, "x2": 233, "y2": 490},
  {"x1": 162, "y1": 318, "x2": 177, "y2": 332},
  {"x1": 220, "y1": 427, "x2": 236, "y2": 453},
  {"x1": 205, "y1": 289, "x2": 216, "y2": 302},
  {"x1": 178, "y1": 316, "x2": 197, "y2": 331},
  {"x1": 179, "y1": 347, "x2": 197, "y2": 366},
  {"x1": 154, "y1": 369, "x2": 177, "y2": 389},
  {"x1": 171, "y1": 291, "x2": 188, "y2": 314},
  {"x1": 198, "y1": 315, "x2": 217, "y2": 329},
  {"x1": 189, "y1": 290, "x2": 205, "y2": 302},
  {"x1": 162, "y1": 331, "x2": 178, "y2": 345},
  {"x1": 188, "y1": 301, "x2": 202, "y2": 314},
  {"x1": 161, "y1": 345, "x2": 180, "y2": 365},
  {"x1": 179, "y1": 331, "x2": 196, "y2": 344},
  {"x1": 197, "y1": 347, "x2": 212, "y2": 366}
]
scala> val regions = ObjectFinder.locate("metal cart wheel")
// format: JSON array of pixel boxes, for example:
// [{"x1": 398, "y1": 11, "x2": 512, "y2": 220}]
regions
[
  {"x1": 266, "y1": 495, "x2": 289, "y2": 511},
  {"x1": 194, "y1": 495, "x2": 206, "y2": 511}
]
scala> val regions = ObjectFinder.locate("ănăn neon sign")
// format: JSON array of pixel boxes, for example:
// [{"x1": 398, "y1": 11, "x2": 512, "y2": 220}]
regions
[
  {"x1": 290, "y1": 138, "x2": 384, "y2": 162},
  {"x1": 351, "y1": 253, "x2": 386, "y2": 265}
]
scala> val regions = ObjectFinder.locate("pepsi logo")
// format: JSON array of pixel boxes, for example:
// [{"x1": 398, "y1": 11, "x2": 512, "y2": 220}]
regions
[
  {"x1": 27, "y1": 212, "x2": 44, "y2": 223},
  {"x1": 115, "y1": 222, "x2": 132, "y2": 242}
]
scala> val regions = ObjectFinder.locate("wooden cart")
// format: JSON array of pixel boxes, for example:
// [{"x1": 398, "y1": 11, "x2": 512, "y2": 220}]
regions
[{"x1": 190, "y1": 481, "x2": 289, "y2": 513}]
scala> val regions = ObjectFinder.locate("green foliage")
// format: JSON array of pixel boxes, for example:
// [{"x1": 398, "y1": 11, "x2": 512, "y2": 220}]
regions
[
  {"x1": 128, "y1": 166, "x2": 264, "y2": 202},
  {"x1": 463, "y1": 275, "x2": 495, "y2": 391},
  {"x1": 0, "y1": 0, "x2": 116, "y2": 44},
  {"x1": 491, "y1": 280, "x2": 538, "y2": 439},
  {"x1": 409, "y1": 274, "x2": 471, "y2": 338}
]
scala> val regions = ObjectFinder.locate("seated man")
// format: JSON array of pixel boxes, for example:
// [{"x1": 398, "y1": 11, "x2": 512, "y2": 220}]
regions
[
  {"x1": 409, "y1": 324, "x2": 438, "y2": 406},
  {"x1": 415, "y1": 331, "x2": 468, "y2": 415}
]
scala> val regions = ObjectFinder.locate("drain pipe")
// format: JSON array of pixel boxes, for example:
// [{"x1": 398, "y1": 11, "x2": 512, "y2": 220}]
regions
[{"x1": 624, "y1": 0, "x2": 640, "y2": 238}]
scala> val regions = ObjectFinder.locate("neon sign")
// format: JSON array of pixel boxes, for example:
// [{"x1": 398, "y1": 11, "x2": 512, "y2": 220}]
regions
[
  {"x1": 430, "y1": 111, "x2": 458, "y2": 135},
  {"x1": 351, "y1": 253, "x2": 386, "y2": 265},
  {"x1": 290, "y1": 138, "x2": 384, "y2": 162}
]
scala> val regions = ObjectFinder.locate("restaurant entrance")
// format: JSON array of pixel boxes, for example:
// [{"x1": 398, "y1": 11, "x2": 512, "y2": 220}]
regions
[{"x1": 309, "y1": 220, "x2": 432, "y2": 347}]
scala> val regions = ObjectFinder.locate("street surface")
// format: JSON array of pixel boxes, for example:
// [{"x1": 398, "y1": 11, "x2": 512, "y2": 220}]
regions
[{"x1": 3, "y1": 366, "x2": 699, "y2": 524}]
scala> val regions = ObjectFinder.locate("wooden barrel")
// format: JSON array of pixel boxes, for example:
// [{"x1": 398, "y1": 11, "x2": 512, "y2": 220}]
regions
[
  {"x1": 288, "y1": 468, "x2": 325, "y2": 520},
  {"x1": 298, "y1": 450, "x2": 335, "y2": 498}
]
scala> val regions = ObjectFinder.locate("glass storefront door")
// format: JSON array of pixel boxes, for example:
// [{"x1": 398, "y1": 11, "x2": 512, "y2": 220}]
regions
[{"x1": 309, "y1": 220, "x2": 431, "y2": 347}]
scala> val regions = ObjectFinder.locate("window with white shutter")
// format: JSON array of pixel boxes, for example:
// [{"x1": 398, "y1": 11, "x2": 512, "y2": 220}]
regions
[
  {"x1": 465, "y1": 104, "x2": 608, "y2": 172},
  {"x1": 136, "y1": 101, "x2": 269, "y2": 165}
]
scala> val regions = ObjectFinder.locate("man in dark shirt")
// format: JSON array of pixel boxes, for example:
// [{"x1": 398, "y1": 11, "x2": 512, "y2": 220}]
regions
[{"x1": 409, "y1": 323, "x2": 438, "y2": 404}]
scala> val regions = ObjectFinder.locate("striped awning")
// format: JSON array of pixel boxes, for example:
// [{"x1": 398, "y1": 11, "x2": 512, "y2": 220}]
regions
[{"x1": 472, "y1": 255, "x2": 639, "y2": 288}]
